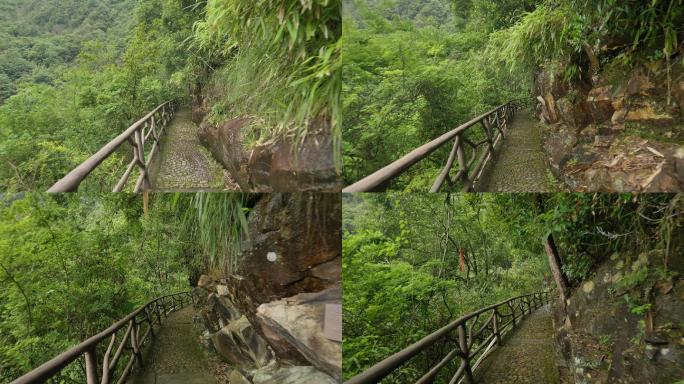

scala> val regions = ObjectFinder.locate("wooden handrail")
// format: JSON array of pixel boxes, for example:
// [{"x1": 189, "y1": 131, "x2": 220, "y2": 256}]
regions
[
  {"x1": 343, "y1": 99, "x2": 528, "y2": 193},
  {"x1": 11, "y1": 292, "x2": 192, "y2": 384},
  {"x1": 345, "y1": 290, "x2": 551, "y2": 384},
  {"x1": 47, "y1": 101, "x2": 178, "y2": 193}
]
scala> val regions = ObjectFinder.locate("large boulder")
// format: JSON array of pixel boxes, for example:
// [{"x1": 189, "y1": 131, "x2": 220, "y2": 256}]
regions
[
  {"x1": 211, "y1": 315, "x2": 274, "y2": 368},
  {"x1": 256, "y1": 288, "x2": 342, "y2": 380},
  {"x1": 194, "y1": 194, "x2": 342, "y2": 368},
  {"x1": 231, "y1": 193, "x2": 342, "y2": 364},
  {"x1": 198, "y1": 116, "x2": 341, "y2": 192}
]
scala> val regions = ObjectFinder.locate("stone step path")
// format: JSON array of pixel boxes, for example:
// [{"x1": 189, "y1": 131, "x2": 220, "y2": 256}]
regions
[
  {"x1": 475, "y1": 111, "x2": 561, "y2": 192},
  {"x1": 128, "y1": 306, "x2": 217, "y2": 384},
  {"x1": 474, "y1": 304, "x2": 560, "y2": 384},
  {"x1": 148, "y1": 107, "x2": 238, "y2": 192}
]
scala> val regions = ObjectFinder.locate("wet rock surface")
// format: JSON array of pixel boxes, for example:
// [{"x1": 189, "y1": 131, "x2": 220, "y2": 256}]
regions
[
  {"x1": 148, "y1": 108, "x2": 239, "y2": 191},
  {"x1": 198, "y1": 115, "x2": 341, "y2": 192},
  {"x1": 256, "y1": 288, "x2": 342, "y2": 380},
  {"x1": 210, "y1": 315, "x2": 274, "y2": 368},
  {"x1": 475, "y1": 305, "x2": 562, "y2": 384},
  {"x1": 476, "y1": 111, "x2": 562, "y2": 192}
]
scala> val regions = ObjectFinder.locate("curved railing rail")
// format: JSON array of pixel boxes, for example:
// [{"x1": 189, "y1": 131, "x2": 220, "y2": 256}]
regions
[
  {"x1": 11, "y1": 291, "x2": 192, "y2": 384},
  {"x1": 345, "y1": 290, "x2": 551, "y2": 384},
  {"x1": 48, "y1": 101, "x2": 178, "y2": 193},
  {"x1": 343, "y1": 99, "x2": 529, "y2": 193}
]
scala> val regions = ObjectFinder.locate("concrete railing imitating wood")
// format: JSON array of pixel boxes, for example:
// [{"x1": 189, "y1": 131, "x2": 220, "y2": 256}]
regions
[
  {"x1": 345, "y1": 290, "x2": 551, "y2": 384},
  {"x1": 48, "y1": 101, "x2": 178, "y2": 193},
  {"x1": 11, "y1": 292, "x2": 192, "y2": 384},
  {"x1": 343, "y1": 99, "x2": 529, "y2": 193}
]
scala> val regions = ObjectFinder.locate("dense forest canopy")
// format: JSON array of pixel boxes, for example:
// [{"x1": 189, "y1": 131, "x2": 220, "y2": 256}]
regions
[
  {"x1": 342, "y1": 0, "x2": 684, "y2": 190},
  {"x1": 342, "y1": 0, "x2": 530, "y2": 189},
  {"x1": 0, "y1": 0, "x2": 136, "y2": 101},
  {"x1": 0, "y1": 193, "x2": 249, "y2": 382},
  {"x1": 342, "y1": 193, "x2": 682, "y2": 380},
  {"x1": 0, "y1": 0, "x2": 341, "y2": 192}
]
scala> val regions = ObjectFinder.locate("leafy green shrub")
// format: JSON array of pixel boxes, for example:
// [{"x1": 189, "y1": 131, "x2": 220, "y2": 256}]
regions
[{"x1": 190, "y1": 0, "x2": 341, "y2": 153}]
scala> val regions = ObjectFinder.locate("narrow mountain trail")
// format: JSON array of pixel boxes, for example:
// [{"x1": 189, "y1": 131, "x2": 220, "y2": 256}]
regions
[
  {"x1": 474, "y1": 304, "x2": 561, "y2": 383},
  {"x1": 476, "y1": 111, "x2": 561, "y2": 192},
  {"x1": 128, "y1": 306, "x2": 219, "y2": 384},
  {"x1": 148, "y1": 107, "x2": 239, "y2": 191}
]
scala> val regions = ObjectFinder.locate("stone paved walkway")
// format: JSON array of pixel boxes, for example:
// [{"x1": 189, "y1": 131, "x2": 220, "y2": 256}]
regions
[
  {"x1": 129, "y1": 306, "x2": 217, "y2": 384},
  {"x1": 474, "y1": 304, "x2": 560, "y2": 384},
  {"x1": 148, "y1": 107, "x2": 238, "y2": 192},
  {"x1": 476, "y1": 111, "x2": 561, "y2": 192}
]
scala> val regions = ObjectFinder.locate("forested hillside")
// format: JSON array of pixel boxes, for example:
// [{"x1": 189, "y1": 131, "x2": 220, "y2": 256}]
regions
[
  {"x1": 0, "y1": 193, "x2": 250, "y2": 381},
  {"x1": 0, "y1": 0, "x2": 192, "y2": 191},
  {"x1": 2, "y1": 193, "x2": 343, "y2": 383},
  {"x1": 343, "y1": 193, "x2": 683, "y2": 382},
  {"x1": 343, "y1": 0, "x2": 684, "y2": 191},
  {"x1": 343, "y1": 193, "x2": 553, "y2": 379},
  {"x1": 0, "y1": 0, "x2": 135, "y2": 101},
  {"x1": 0, "y1": 0, "x2": 341, "y2": 192},
  {"x1": 342, "y1": 0, "x2": 530, "y2": 189}
]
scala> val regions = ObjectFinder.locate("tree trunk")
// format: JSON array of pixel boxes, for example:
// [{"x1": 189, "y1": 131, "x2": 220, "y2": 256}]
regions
[
  {"x1": 543, "y1": 233, "x2": 569, "y2": 305},
  {"x1": 536, "y1": 194, "x2": 571, "y2": 309}
]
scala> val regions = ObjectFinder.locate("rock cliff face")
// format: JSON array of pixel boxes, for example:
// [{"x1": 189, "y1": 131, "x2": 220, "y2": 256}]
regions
[
  {"x1": 553, "y1": 250, "x2": 683, "y2": 383},
  {"x1": 193, "y1": 98, "x2": 341, "y2": 192},
  {"x1": 191, "y1": 193, "x2": 342, "y2": 383},
  {"x1": 535, "y1": 59, "x2": 684, "y2": 191}
]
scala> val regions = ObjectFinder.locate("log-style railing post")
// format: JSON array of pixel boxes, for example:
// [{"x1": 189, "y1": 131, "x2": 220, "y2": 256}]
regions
[
  {"x1": 456, "y1": 135, "x2": 467, "y2": 182},
  {"x1": 430, "y1": 135, "x2": 461, "y2": 192},
  {"x1": 494, "y1": 113, "x2": 504, "y2": 139},
  {"x1": 155, "y1": 302, "x2": 162, "y2": 324},
  {"x1": 145, "y1": 307, "x2": 155, "y2": 337},
  {"x1": 492, "y1": 309, "x2": 502, "y2": 346},
  {"x1": 507, "y1": 300, "x2": 516, "y2": 327},
  {"x1": 101, "y1": 334, "x2": 116, "y2": 384},
  {"x1": 133, "y1": 129, "x2": 151, "y2": 191},
  {"x1": 84, "y1": 347, "x2": 99, "y2": 384},
  {"x1": 481, "y1": 120, "x2": 496, "y2": 158},
  {"x1": 130, "y1": 320, "x2": 142, "y2": 365},
  {"x1": 458, "y1": 323, "x2": 474, "y2": 384},
  {"x1": 151, "y1": 115, "x2": 157, "y2": 141}
]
